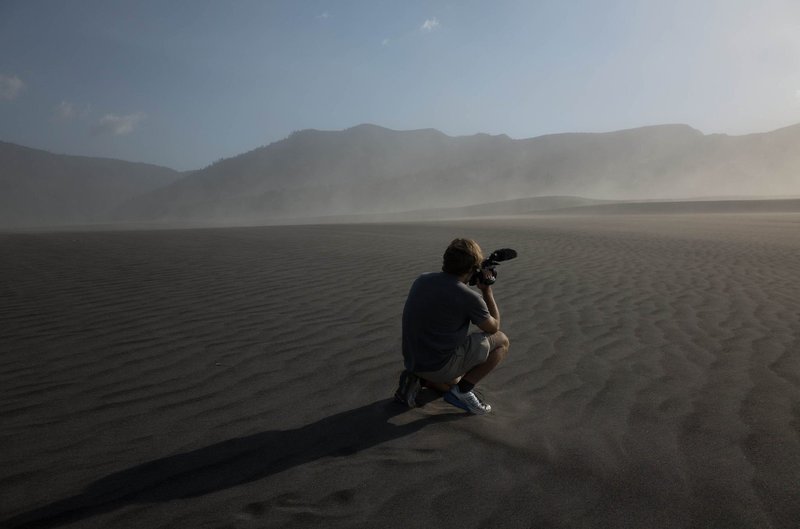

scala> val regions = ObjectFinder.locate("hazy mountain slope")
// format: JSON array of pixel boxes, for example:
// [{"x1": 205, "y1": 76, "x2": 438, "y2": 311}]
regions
[
  {"x1": 114, "y1": 125, "x2": 518, "y2": 221},
  {"x1": 0, "y1": 142, "x2": 182, "y2": 227},
  {"x1": 6, "y1": 122, "x2": 800, "y2": 227},
  {"x1": 116, "y1": 123, "x2": 800, "y2": 223}
]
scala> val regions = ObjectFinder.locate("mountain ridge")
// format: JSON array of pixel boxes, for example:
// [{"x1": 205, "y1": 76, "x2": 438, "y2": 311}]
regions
[
  {"x1": 3, "y1": 121, "x2": 800, "y2": 227},
  {"x1": 0, "y1": 141, "x2": 182, "y2": 227}
]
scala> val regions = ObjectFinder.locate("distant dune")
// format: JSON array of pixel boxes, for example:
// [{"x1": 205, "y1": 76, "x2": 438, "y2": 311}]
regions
[
  {"x1": 543, "y1": 198, "x2": 800, "y2": 216},
  {"x1": 289, "y1": 196, "x2": 611, "y2": 224},
  {"x1": 269, "y1": 197, "x2": 800, "y2": 225}
]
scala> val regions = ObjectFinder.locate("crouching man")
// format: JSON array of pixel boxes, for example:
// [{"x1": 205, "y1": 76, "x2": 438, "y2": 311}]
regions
[{"x1": 395, "y1": 238, "x2": 510, "y2": 414}]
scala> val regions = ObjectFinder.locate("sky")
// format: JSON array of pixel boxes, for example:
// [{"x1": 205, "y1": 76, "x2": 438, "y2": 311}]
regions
[{"x1": 1, "y1": 0, "x2": 800, "y2": 170}]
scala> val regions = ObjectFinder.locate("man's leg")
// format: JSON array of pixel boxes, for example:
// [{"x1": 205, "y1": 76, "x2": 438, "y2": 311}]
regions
[
  {"x1": 444, "y1": 331, "x2": 509, "y2": 415},
  {"x1": 420, "y1": 377, "x2": 460, "y2": 394},
  {"x1": 461, "y1": 331, "x2": 509, "y2": 386}
]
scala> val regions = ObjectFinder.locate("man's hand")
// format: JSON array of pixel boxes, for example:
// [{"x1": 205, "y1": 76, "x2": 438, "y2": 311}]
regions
[
  {"x1": 476, "y1": 268, "x2": 494, "y2": 291},
  {"x1": 477, "y1": 276, "x2": 501, "y2": 333}
]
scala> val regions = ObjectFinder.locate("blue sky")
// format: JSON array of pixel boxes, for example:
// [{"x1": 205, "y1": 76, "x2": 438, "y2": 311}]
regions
[{"x1": 1, "y1": 0, "x2": 799, "y2": 170}]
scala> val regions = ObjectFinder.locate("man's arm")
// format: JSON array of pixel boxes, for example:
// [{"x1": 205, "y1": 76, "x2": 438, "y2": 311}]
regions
[{"x1": 477, "y1": 284, "x2": 500, "y2": 334}]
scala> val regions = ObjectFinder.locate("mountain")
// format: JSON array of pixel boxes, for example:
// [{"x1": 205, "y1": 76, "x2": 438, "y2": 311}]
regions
[
  {"x1": 4, "y1": 122, "x2": 800, "y2": 228},
  {"x1": 115, "y1": 123, "x2": 800, "y2": 224},
  {"x1": 113, "y1": 125, "x2": 518, "y2": 222},
  {"x1": 0, "y1": 141, "x2": 182, "y2": 227}
]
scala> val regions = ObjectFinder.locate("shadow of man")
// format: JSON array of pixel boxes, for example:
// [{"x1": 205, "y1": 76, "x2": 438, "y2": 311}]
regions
[{"x1": 5, "y1": 398, "x2": 460, "y2": 528}]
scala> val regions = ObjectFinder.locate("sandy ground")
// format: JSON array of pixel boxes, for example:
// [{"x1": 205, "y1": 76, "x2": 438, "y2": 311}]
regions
[{"x1": 1, "y1": 213, "x2": 799, "y2": 528}]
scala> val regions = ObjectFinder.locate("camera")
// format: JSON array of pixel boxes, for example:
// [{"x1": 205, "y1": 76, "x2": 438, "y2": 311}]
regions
[{"x1": 469, "y1": 248, "x2": 518, "y2": 286}]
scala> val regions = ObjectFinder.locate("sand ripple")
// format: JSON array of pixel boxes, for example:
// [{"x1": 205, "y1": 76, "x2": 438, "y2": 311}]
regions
[{"x1": 1, "y1": 214, "x2": 799, "y2": 528}]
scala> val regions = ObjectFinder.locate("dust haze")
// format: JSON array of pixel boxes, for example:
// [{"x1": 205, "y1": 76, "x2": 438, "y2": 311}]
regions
[{"x1": 3, "y1": 122, "x2": 800, "y2": 229}]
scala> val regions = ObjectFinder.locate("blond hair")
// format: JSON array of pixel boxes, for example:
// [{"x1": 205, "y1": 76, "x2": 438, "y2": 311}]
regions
[{"x1": 442, "y1": 238, "x2": 483, "y2": 275}]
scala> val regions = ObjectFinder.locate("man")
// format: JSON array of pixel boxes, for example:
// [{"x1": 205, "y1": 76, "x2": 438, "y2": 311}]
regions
[{"x1": 396, "y1": 238, "x2": 510, "y2": 415}]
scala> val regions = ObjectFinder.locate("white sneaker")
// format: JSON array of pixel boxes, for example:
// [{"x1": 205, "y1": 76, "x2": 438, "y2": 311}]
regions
[{"x1": 444, "y1": 386, "x2": 492, "y2": 415}]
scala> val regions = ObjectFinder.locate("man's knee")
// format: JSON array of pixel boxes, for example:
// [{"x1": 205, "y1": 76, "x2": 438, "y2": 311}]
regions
[
  {"x1": 490, "y1": 331, "x2": 510, "y2": 352},
  {"x1": 486, "y1": 332, "x2": 509, "y2": 365}
]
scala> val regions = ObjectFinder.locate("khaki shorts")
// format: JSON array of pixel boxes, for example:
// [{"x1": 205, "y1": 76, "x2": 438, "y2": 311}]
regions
[{"x1": 416, "y1": 332, "x2": 493, "y2": 384}]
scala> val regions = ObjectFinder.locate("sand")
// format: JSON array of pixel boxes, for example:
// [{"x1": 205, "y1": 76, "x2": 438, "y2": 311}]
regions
[{"x1": 1, "y1": 212, "x2": 799, "y2": 528}]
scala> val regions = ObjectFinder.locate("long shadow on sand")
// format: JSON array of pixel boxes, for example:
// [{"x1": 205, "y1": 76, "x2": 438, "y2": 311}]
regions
[{"x1": 5, "y1": 397, "x2": 458, "y2": 528}]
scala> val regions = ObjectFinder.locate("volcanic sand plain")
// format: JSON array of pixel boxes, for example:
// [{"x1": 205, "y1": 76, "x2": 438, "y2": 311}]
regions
[{"x1": 1, "y1": 211, "x2": 799, "y2": 528}]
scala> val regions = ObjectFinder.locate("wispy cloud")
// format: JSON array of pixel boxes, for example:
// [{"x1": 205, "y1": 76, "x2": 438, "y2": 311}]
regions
[
  {"x1": 316, "y1": 12, "x2": 330, "y2": 19},
  {"x1": 94, "y1": 112, "x2": 145, "y2": 136},
  {"x1": 57, "y1": 101, "x2": 76, "y2": 119},
  {"x1": 0, "y1": 74, "x2": 24, "y2": 101},
  {"x1": 382, "y1": 38, "x2": 390, "y2": 46},
  {"x1": 55, "y1": 100, "x2": 91, "y2": 120},
  {"x1": 420, "y1": 18, "x2": 440, "y2": 32}
]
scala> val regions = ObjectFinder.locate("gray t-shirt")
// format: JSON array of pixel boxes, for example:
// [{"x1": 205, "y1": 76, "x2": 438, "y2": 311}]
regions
[{"x1": 402, "y1": 272, "x2": 490, "y2": 372}]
